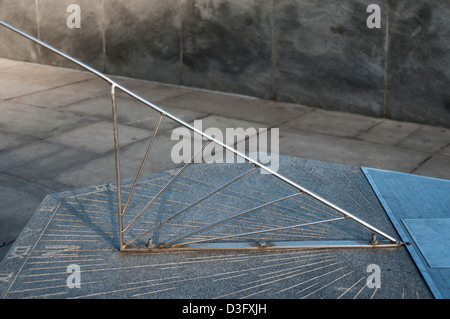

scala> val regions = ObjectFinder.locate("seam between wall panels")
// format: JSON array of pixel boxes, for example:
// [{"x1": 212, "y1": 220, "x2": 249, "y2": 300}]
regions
[
  {"x1": 35, "y1": 0, "x2": 41, "y2": 62},
  {"x1": 383, "y1": 0, "x2": 390, "y2": 118}
]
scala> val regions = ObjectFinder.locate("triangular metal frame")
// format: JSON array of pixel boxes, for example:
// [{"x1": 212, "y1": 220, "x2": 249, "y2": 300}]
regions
[{"x1": 1, "y1": 20, "x2": 403, "y2": 252}]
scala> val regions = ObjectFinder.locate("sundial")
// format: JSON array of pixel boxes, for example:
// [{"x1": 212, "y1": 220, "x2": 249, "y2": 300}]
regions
[
  {"x1": 0, "y1": 156, "x2": 434, "y2": 299},
  {"x1": 0, "y1": 19, "x2": 441, "y2": 300}
]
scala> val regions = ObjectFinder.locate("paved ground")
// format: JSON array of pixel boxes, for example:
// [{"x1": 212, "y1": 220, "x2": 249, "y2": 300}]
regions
[{"x1": 1, "y1": 57, "x2": 450, "y2": 262}]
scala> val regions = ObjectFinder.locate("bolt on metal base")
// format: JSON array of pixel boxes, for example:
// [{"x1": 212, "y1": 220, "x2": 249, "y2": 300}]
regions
[{"x1": 371, "y1": 233, "x2": 379, "y2": 245}]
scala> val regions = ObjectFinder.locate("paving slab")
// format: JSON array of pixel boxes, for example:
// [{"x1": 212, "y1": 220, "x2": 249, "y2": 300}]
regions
[
  {"x1": 0, "y1": 77, "x2": 51, "y2": 101},
  {"x1": 0, "y1": 156, "x2": 434, "y2": 299},
  {"x1": 10, "y1": 77, "x2": 110, "y2": 109},
  {"x1": 283, "y1": 109, "x2": 383, "y2": 138},
  {"x1": 182, "y1": 115, "x2": 268, "y2": 141},
  {"x1": 61, "y1": 94, "x2": 209, "y2": 131},
  {"x1": 161, "y1": 90, "x2": 313, "y2": 126},
  {"x1": 0, "y1": 141, "x2": 74, "y2": 172},
  {"x1": 0, "y1": 61, "x2": 93, "y2": 86},
  {"x1": 0, "y1": 141, "x2": 98, "y2": 190},
  {"x1": 396, "y1": 125, "x2": 450, "y2": 153},
  {"x1": 411, "y1": 155, "x2": 450, "y2": 180},
  {"x1": 276, "y1": 128, "x2": 430, "y2": 173},
  {"x1": 0, "y1": 131, "x2": 37, "y2": 150},
  {"x1": 441, "y1": 144, "x2": 450, "y2": 157},
  {"x1": 356, "y1": 119, "x2": 422, "y2": 146},
  {"x1": 0, "y1": 101, "x2": 94, "y2": 139},
  {"x1": 45, "y1": 121, "x2": 153, "y2": 154},
  {"x1": 110, "y1": 78, "x2": 195, "y2": 104}
]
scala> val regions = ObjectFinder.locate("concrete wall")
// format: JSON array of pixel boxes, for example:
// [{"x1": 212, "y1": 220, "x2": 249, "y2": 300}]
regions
[{"x1": 1, "y1": 0, "x2": 449, "y2": 128}]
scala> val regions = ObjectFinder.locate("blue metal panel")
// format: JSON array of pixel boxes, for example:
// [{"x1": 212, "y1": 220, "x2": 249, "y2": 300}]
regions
[
  {"x1": 362, "y1": 167, "x2": 450, "y2": 299},
  {"x1": 403, "y1": 219, "x2": 450, "y2": 268}
]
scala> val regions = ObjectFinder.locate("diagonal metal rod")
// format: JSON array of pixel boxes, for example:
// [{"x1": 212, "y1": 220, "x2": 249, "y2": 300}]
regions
[
  {"x1": 171, "y1": 217, "x2": 347, "y2": 248},
  {"x1": 0, "y1": 19, "x2": 400, "y2": 245},
  {"x1": 160, "y1": 192, "x2": 304, "y2": 247},
  {"x1": 124, "y1": 165, "x2": 258, "y2": 247},
  {"x1": 121, "y1": 113, "x2": 164, "y2": 215},
  {"x1": 123, "y1": 140, "x2": 212, "y2": 233}
]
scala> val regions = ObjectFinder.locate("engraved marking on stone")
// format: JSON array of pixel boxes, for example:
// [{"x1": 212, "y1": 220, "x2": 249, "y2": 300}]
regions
[
  {"x1": 7, "y1": 246, "x2": 31, "y2": 260},
  {"x1": 0, "y1": 272, "x2": 14, "y2": 283}
]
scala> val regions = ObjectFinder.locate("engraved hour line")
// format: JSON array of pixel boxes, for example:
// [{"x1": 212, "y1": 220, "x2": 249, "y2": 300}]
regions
[
  {"x1": 249, "y1": 222, "x2": 331, "y2": 237},
  {"x1": 65, "y1": 202, "x2": 98, "y2": 207},
  {"x1": 63, "y1": 209, "x2": 112, "y2": 215},
  {"x1": 213, "y1": 261, "x2": 344, "y2": 299},
  {"x1": 199, "y1": 251, "x2": 328, "y2": 268},
  {"x1": 22, "y1": 277, "x2": 65, "y2": 284},
  {"x1": 259, "y1": 253, "x2": 332, "y2": 265},
  {"x1": 213, "y1": 273, "x2": 247, "y2": 282},
  {"x1": 258, "y1": 257, "x2": 338, "y2": 277},
  {"x1": 183, "y1": 250, "x2": 331, "y2": 264},
  {"x1": 337, "y1": 276, "x2": 366, "y2": 299},
  {"x1": 234, "y1": 216, "x2": 328, "y2": 235},
  {"x1": 294, "y1": 201, "x2": 343, "y2": 219},
  {"x1": 119, "y1": 275, "x2": 182, "y2": 287},
  {"x1": 277, "y1": 265, "x2": 349, "y2": 294},
  {"x1": 250, "y1": 261, "x2": 344, "y2": 287},
  {"x1": 369, "y1": 285, "x2": 380, "y2": 299},
  {"x1": 239, "y1": 259, "x2": 340, "y2": 287},
  {"x1": 8, "y1": 280, "x2": 104, "y2": 294},
  {"x1": 26, "y1": 260, "x2": 106, "y2": 268},
  {"x1": 28, "y1": 253, "x2": 104, "y2": 260},
  {"x1": 23, "y1": 262, "x2": 108, "y2": 272},
  {"x1": 343, "y1": 171, "x2": 374, "y2": 206},
  {"x1": 299, "y1": 269, "x2": 353, "y2": 299},
  {"x1": 345, "y1": 193, "x2": 366, "y2": 210},
  {"x1": 284, "y1": 266, "x2": 350, "y2": 297},
  {"x1": 291, "y1": 197, "x2": 340, "y2": 218},
  {"x1": 239, "y1": 287, "x2": 273, "y2": 299},
  {"x1": 43, "y1": 232, "x2": 109, "y2": 237},
  {"x1": 131, "y1": 286, "x2": 179, "y2": 298},
  {"x1": 252, "y1": 209, "x2": 317, "y2": 224},
  {"x1": 296, "y1": 282, "x2": 318, "y2": 296},
  {"x1": 252, "y1": 195, "x2": 337, "y2": 219},
  {"x1": 71, "y1": 197, "x2": 112, "y2": 204},
  {"x1": 177, "y1": 173, "x2": 277, "y2": 202},
  {"x1": 221, "y1": 255, "x2": 335, "y2": 274},
  {"x1": 353, "y1": 278, "x2": 369, "y2": 299},
  {"x1": 23, "y1": 291, "x2": 68, "y2": 299},
  {"x1": 41, "y1": 239, "x2": 101, "y2": 243}
]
